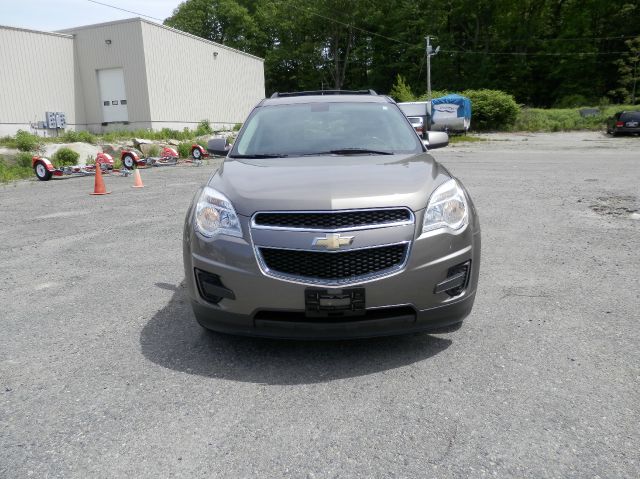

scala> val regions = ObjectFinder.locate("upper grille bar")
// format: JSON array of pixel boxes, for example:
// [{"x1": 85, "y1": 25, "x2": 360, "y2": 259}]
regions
[{"x1": 252, "y1": 208, "x2": 413, "y2": 231}]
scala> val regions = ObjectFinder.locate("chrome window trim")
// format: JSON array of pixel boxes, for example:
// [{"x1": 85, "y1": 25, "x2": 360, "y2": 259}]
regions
[
  {"x1": 253, "y1": 241, "x2": 412, "y2": 287},
  {"x1": 250, "y1": 207, "x2": 415, "y2": 232}
]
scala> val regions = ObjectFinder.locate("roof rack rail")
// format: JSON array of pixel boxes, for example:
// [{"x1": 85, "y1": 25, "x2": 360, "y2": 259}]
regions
[{"x1": 271, "y1": 89, "x2": 377, "y2": 98}]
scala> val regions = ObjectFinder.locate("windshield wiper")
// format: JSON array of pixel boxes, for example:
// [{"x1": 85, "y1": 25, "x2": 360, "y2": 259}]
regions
[
  {"x1": 229, "y1": 153, "x2": 289, "y2": 159},
  {"x1": 305, "y1": 148, "x2": 393, "y2": 156}
]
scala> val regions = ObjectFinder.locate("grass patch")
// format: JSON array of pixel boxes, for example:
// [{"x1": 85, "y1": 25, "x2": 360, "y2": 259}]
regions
[
  {"x1": 177, "y1": 142, "x2": 192, "y2": 158},
  {"x1": 0, "y1": 154, "x2": 33, "y2": 183},
  {"x1": 449, "y1": 135, "x2": 486, "y2": 144},
  {"x1": 513, "y1": 104, "x2": 640, "y2": 132}
]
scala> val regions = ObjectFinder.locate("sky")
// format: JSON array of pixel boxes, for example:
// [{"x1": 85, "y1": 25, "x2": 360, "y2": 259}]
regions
[{"x1": 0, "y1": 0, "x2": 182, "y2": 31}]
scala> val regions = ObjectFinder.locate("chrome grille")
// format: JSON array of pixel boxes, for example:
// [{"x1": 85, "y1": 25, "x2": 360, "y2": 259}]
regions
[{"x1": 253, "y1": 208, "x2": 412, "y2": 230}]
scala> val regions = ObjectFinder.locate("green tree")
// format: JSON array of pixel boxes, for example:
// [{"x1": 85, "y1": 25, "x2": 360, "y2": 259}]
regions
[
  {"x1": 609, "y1": 36, "x2": 640, "y2": 104},
  {"x1": 164, "y1": 0, "x2": 258, "y2": 50},
  {"x1": 389, "y1": 74, "x2": 415, "y2": 102}
]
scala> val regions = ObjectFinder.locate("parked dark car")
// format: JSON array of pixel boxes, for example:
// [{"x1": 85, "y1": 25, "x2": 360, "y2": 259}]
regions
[{"x1": 607, "y1": 111, "x2": 640, "y2": 136}]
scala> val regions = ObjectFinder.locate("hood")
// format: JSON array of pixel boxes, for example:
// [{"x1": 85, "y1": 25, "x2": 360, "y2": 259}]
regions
[{"x1": 209, "y1": 153, "x2": 450, "y2": 216}]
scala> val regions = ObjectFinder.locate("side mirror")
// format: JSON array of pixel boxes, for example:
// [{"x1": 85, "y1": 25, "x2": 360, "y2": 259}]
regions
[
  {"x1": 424, "y1": 131, "x2": 449, "y2": 150},
  {"x1": 207, "y1": 137, "x2": 231, "y2": 156}
]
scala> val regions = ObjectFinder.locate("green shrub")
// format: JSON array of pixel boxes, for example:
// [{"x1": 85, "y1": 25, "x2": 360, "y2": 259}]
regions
[
  {"x1": 60, "y1": 130, "x2": 97, "y2": 144},
  {"x1": 462, "y1": 89, "x2": 519, "y2": 130},
  {"x1": 554, "y1": 94, "x2": 591, "y2": 108},
  {"x1": 52, "y1": 147, "x2": 79, "y2": 166},
  {"x1": 233, "y1": 123, "x2": 242, "y2": 131},
  {"x1": 15, "y1": 152, "x2": 33, "y2": 168},
  {"x1": 417, "y1": 90, "x2": 450, "y2": 101},
  {"x1": 196, "y1": 120, "x2": 213, "y2": 136},
  {"x1": 148, "y1": 144, "x2": 160, "y2": 157},
  {"x1": 513, "y1": 107, "x2": 610, "y2": 132},
  {"x1": 178, "y1": 142, "x2": 192, "y2": 158},
  {"x1": 389, "y1": 74, "x2": 416, "y2": 102},
  {"x1": 15, "y1": 130, "x2": 40, "y2": 151}
]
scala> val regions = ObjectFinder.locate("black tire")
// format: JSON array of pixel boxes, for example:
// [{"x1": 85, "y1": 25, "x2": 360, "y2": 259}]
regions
[
  {"x1": 192, "y1": 147, "x2": 202, "y2": 160},
  {"x1": 34, "y1": 161, "x2": 52, "y2": 181},
  {"x1": 122, "y1": 154, "x2": 136, "y2": 170}
]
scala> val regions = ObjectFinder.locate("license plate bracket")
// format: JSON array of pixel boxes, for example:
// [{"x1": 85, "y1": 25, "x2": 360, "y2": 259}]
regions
[{"x1": 305, "y1": 288, "x2": 365, "y2": 317}]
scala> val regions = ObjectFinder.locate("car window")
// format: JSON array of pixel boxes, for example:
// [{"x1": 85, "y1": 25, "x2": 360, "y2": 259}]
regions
[
  {"x1": 620, "y1": 111, "x2": 640, "y2": 121},
  {"x1": 233, "y1": 102, "x2": 423, "y2": 157}
]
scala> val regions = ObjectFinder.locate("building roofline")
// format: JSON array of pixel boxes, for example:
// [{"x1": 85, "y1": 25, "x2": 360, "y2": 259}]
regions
[
  {"x1": 58, "y1": 17, "x2": 264, "y2": 62},
  {"x1": 0, "y1": 24, "x2": 74, "y2": 39}
]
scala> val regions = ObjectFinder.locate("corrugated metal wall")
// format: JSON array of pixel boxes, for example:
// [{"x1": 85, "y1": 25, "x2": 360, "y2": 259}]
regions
[
  {"x1": 62, "y1": 19, "x2": 152, "y2": 133},
  {"x1": 0, "y1": 26, "x2": 78, "y2": 136},
  {"x1": 0, "y1": 19, "x2": 265, "y2": 136},
  {"x1": 140, "y1": 21, "x2": 265, "y2": 130}
]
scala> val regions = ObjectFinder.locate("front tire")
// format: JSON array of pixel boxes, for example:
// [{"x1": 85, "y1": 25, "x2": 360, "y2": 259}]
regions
[
  {"x1": 192, "y1": 147, "x2": 202, "y2": 160},
  {"x1": 34, "y1": 161, "x2": 52, "y2": 181},
  {"x1": 122, "y1": 154, "x2": 136, "y2": 170}
]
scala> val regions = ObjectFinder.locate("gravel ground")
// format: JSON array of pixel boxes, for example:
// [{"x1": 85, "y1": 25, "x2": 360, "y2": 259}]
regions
[{"x1": 1, "y1": 132, "x2": 638, "y2": 478}]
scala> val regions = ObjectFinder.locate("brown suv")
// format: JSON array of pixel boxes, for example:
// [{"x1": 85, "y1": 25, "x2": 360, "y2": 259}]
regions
[{"x1": 182, "y1": 90, "x2": 480, "y2": 339}]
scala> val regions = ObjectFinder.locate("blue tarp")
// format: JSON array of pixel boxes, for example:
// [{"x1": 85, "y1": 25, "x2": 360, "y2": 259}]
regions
[{"x1": 431, "y1": 94, "x2": 472, "y2": 120}]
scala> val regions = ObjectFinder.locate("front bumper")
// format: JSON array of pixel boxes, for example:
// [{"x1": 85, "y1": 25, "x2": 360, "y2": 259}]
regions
[
  {"x1": 190, "y1": 292, "x2": 476, "y2": 339},
  {"x1": 183, "y1": 208, "x2": 480, "y2": 339}
]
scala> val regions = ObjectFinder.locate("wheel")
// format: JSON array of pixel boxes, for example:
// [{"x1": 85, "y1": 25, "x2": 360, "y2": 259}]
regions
[
  {"x1": 122, "y1": 154, "x2": 136, "y2": 170},
  {"x1": 34, "y1": 161, "x2": 52, "y2": 181},
  {"x1": 192, "y1": 147, "x2": 202, "y2": 160}
]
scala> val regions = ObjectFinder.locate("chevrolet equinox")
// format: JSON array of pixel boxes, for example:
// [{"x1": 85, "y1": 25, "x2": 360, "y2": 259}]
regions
[{"x1": 183, "y1": 90, "x2": 480, "y2": 339}]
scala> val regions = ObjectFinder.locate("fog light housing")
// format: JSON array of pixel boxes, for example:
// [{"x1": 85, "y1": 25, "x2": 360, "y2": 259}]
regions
[
  {"x1": 195, "y1": 269, "x2": 235, "y2": 304},
  {"x1": 434, "y1": 261, "x2": 471, "y2": 296}
]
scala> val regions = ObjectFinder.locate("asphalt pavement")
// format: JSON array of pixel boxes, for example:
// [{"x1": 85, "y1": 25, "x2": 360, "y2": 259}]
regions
[{"x1": 1, "y1": 132, "x2": 638, "y2": 478}]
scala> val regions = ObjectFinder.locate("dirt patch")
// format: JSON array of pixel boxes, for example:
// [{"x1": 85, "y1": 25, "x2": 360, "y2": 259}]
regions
[{"x1": 589, "y1": 195, "x2": 639, "y2": 218}]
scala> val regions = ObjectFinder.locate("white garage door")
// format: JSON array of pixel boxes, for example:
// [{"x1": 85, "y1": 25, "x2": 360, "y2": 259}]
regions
[{"x1": 97, "y1": 68, "x2": 129, "y2": 123}]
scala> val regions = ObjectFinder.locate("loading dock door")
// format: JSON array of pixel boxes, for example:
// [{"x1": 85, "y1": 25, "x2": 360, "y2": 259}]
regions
[{"x1": 97, "y1": 68, "x2": 129, "y2": 123}]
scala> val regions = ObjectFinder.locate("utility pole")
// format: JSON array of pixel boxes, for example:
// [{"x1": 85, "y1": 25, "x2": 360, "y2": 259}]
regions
[{"x1": 425, "y1": 36, "x2": 440, "y2": 129}]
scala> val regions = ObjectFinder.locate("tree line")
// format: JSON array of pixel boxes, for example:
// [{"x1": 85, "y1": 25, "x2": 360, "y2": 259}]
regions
[{"x1": 165, "y1": 0, "x2": 639, "y2": 107}]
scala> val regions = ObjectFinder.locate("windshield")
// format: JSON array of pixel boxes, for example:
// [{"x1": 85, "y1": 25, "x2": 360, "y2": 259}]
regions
[{"x1": 231, "y1": 101, "x2": 423, "y2": 158}]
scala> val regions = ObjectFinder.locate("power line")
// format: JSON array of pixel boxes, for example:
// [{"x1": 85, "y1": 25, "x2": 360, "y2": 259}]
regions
[
  {"x1": 87, "y1": 0, "x2": 636, "y2": 59},
  {"x1": 441, "y1": 50, "x2": 629, "y2": 56},
  {"x1": 283, "y1": 2, "x2": 414, "y2": 47},
  {"x1": 536, "y1": 34, "x2": 640, "y2": 41},
  {"x1": 85, "y1": 0, "x2": 164, "y2": 22}
]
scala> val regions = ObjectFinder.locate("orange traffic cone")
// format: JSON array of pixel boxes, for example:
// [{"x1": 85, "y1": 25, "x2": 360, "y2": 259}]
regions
[
  {"x1": 132, "y1": 168, "x2": 144, "y2": 188},
  {"x1": 90, "y1": 164, "x2": 111, "y2": 195}
]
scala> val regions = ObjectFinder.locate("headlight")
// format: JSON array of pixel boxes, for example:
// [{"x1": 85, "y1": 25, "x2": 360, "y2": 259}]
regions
[
  {"x1": 423, "y1": 179, "x2": 468, "y2": 233},
  {"x1": 194, "y1": 187, "x2": 242, "y2": 238}
]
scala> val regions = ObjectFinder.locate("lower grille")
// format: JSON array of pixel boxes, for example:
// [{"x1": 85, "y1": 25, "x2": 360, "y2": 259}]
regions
[{"x1": 259, "y1": 243, "x2": 408, "y2": 282}]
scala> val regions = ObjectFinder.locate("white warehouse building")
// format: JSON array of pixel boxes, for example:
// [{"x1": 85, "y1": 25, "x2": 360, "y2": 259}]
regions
[{"x1": 0, "y1": 18, "x2": 265, "y2": 136}]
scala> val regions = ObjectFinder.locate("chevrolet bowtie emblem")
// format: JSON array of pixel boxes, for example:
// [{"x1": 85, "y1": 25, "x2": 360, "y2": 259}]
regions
[{"x1": 313, "y1": 233, "x2": 354, "y2": 250}]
